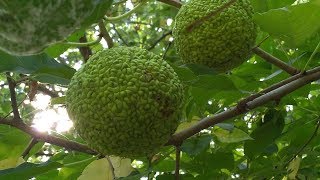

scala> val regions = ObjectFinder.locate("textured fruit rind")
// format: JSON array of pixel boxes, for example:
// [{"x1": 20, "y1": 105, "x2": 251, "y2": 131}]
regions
[
  {"x1": 173, "y1": 0, "x2": 258, "y2": 73},
  {"x1": 0, "y1": 0, "x2": 113, "y2": 55},
  {"x1": 66, "y1": 47, "x2": 184, "y2": 158}
]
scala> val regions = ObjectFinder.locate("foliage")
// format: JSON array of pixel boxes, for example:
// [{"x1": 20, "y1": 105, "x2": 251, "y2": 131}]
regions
[{"x1": 0, "y1": 0, "x2": 320, "y2": 179}]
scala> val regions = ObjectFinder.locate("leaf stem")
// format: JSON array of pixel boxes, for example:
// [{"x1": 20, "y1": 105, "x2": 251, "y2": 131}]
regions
[
  {"x1": 303, "y1": 40, "x2": 320, "y2": 71},
  {"x1": 105, "y1": 0, "x2": 147, "y2": 22},
  {"x1": 64, "y1": 156, "x2": 97, "y2": 167},
  {"x1": 284, "y1": 119, "x2": 320, "y2": 167},
  {"x1": 62, "y1": 36, "x2": 102, "y2": 47},
  {"x1": 21, "y1": 138, "x2": 38, "y2": 158},
  {"x1": 252, "y1": 47, "x2": 300, "y2": 75}
]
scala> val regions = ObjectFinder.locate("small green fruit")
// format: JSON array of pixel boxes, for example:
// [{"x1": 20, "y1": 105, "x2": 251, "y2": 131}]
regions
[
  {"x1": 66, "y1": 47, "x2": 184, "y2": 158},
  {"x1": 173, "y1": 0, "x2": 258, "y2": 73}
]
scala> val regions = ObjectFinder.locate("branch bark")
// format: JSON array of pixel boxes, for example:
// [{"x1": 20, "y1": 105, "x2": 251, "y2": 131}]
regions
[
  {"x1": 99, "y1": 21, "x2": 114, "y2": 48},
  {"x1": 22, "y1": 138, "x2": 38, "y2": 158},
  {"x1": 6, "y1": 73, "x2": 20, "y2": 119},
  {"x1": 252, "y1": 47, "x2": 300, "y2": 75},
  {"x1": 166, "y1": 66, "x2": 320, "y2": 145}
]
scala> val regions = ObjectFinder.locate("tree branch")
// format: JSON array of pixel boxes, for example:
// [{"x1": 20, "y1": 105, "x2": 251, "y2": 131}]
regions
[
  {"x1": 22, "y1": 138, "x2": 38, "y2": 158},
  {"x1": 148, "y1": 31, "x2": 172, "y2": 51},
  {"x1": 0, "y1": 117, "x2": 97, "y2": 155},
  {"x1": 111, "y1": 23, "x2": 129, "y2": 46},
  {"x1": 166, "y1": 66, "x2": 320, "y2": 145},
  {"x1": 98, "y1": 21, "x2": 114, "y2": 48},
  {"x1": 6, "y1": 73, "x2": 20, "y2": 119},
  {"x1": 252, "y1": 47, "x2": 300, "y2": 75}
]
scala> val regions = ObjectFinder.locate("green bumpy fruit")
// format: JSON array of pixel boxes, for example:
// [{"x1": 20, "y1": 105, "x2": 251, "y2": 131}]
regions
[
  {"x1": 173, "y1": 0, "x2": 258, "y2": 73},
  {"x1": 0, "y1": 0, "x2": 113, "y2": 55},
  {"x1": 66, "y1": 47, "x2": 184, "y2": 158}
]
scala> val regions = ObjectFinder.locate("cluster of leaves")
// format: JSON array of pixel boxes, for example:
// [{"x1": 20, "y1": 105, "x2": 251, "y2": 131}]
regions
[{"x1": 0, "y1": 0, "x2": 320, "y2": 179}]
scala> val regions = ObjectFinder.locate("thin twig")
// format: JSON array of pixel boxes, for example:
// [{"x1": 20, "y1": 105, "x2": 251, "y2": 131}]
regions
[
  {"x1": 175, "y1": 145, "x2": 181, "y2": 180},
  {"x1": 148, "y1": 31, "x2": 172, "y2": 51},
  {"x1": 105, "y1": 0, "x2": 147, "y2": 22},
  {"x1": 303, "y1": 40, "x2": 320, "y2": 71},
  {"x1": 111, "y1": 23, "x2": 129, "y2": 46},
  {"x1": 147, "y1": 157, "x2": 153, "y2": 180},
  {"x1": 6, "y1": 73, "x2": 21, "y2": 119},
  {"x1": 78, "y1": 34, "x2": 93, "y2": 62},
  {"x1": 284, "y1": 119, "x2": 320, "y2": 167},
  {"x1": 21, "y1": 138, "x2": 38, "y2": 158},
  {"x1": 162, "y1": 41, "x2": 172, "y2": 59},
  {"x1": 252, "y1": 47, "x2": 300, "y2": 75},
  {"x1": 98, "y1": 21, "x2": 114, "y2": 48},
  {"x1": 3, "y1": 94, "x2": 27, "y2": 119},
  {"x1": 256, "y1": 35, "x2": 270, "y2": 47}
]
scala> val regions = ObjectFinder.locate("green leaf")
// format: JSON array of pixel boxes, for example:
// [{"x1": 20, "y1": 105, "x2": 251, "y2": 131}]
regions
[
  {"x1": 191, "y1": 75, "x2": 237, "y2": 91},
  {"x1": 213, "y1": 126, "x2": 253, "y2": 143},
  {"x1": 0, "y1": 157, "x2": 24, "y2": 170},
  {"x1": 0, "y1": 51, "x2": 75, "y2": 85},
  {"x1": 181, "y1": 135, "x2": 212, "y2": 156},
  {"x1": 0, "y1": 125, "x2": 31, "y2": 160},
  {"x1": 244, "y1": 109, "x2": 285, "y2": 159},
  {"x1": 109, "y1": 156, "x2": 133, "y2": 178},
  {"x1": 0, "y1": 161, "x2": 62, "y2": 180},
  {"x1": 170, "y1": 64, "x2": 197, "y2": 83},
  {"x1": 57, "y1": 153, "x2": 95, "y2": 180},
  {"x1": 78, "y1": 158, "x2": 114, "y2": 180},
  {"x1": 183, "y1": 151, "x2": 234, "y2": 173},
  {"x1": 152, "y1": 158, "x2": 175, "y2": 172},
  {"x1": 50, "y1": 96, "x2": 66, "y2": 105},
  {"x1": 254, "y1": 1, "x2": 320, "y2": 47},
  {"x1": 251, "y1": 0, "x2": 296, "y2": 13}
]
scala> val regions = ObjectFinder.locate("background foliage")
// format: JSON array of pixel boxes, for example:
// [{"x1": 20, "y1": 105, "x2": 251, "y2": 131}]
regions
[{"x1": 1, "y1": 0, "x2": 320, "y2": 179}]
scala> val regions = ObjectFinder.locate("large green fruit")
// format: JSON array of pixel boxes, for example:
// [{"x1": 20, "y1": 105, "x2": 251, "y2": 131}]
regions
[
  {"x1": 66, "y1": 47, "x2": 184, "y2": 158},
  {"x1": 173, "y1": 0, "x2": 258, "y2": 73},
  {"x1": 0, "y1": 0, "x2": 113, "y2": 55}
]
